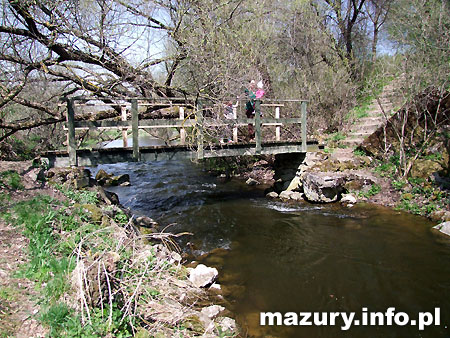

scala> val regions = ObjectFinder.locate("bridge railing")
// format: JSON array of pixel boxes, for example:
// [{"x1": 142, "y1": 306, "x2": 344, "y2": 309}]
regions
[{"x1": 64, "y1": 97, "x2": 307, "y2": 166}]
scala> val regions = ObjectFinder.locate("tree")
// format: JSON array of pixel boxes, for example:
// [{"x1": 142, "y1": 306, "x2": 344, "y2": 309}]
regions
[
  {"x1": 365, "y1": 0, "x2": 392, "y2": 62},
  {"x1": 320, "y1": 0, "x2": 367, "y2": 61}
]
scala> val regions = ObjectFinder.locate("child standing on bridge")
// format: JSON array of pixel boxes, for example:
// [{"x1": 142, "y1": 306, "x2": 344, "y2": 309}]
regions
[
  {"x1": 244, "y1": 80, "x2": 257, "y2": 140},
  {"x1": 244, "y1": 80, "x2": 265, "y2": 141}
]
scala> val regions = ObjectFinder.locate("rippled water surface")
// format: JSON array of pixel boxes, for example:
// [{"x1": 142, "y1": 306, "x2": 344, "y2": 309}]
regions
[{"x1": 97, "y1": 160, "x2": 450, "y2": 337}]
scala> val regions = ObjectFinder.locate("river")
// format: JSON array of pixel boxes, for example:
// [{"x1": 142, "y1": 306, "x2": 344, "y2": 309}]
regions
[{"x1": 96, "y1": 160, "x2": 450, "y2": 337}]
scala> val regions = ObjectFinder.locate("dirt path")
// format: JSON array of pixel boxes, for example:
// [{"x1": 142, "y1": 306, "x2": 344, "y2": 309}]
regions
[
  {"x1": 0, "y1": 161, "x2": 64, "y2": 338},
  {"x1": 0, "y1": 220, "x2": 47, "y2": 338}
]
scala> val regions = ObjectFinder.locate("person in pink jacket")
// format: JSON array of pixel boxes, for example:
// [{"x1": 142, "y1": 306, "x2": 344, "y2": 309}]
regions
[{"x1": 255, "y1": 80, "x2": 265, "y2": 99}]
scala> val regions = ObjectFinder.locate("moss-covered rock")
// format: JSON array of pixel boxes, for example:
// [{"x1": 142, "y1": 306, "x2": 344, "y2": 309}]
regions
[
  {"x1": 81, "y1": 204, "x2": 103, "y2": 223},
  {"x1": 410, "y1": 159, "x2": 444, "y2": 179},
  {"x1": 109, "y1": 174, "x2": 130, "y2": 186},
  {"x1": 95, "y1": 169, "x2": 112, "y2": 185}
]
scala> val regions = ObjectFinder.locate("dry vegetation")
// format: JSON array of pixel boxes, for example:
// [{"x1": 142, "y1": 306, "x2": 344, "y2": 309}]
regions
[{"x1": 0, "y1": 163, "x2": 237, "y2": 337}]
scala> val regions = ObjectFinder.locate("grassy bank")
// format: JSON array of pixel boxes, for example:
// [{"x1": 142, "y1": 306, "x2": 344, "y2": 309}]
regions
[{"x1": 0, "y1": 166, "x2": 237, "y2": 337}]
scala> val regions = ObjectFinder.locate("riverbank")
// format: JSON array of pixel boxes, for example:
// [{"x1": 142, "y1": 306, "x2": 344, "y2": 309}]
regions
[
  {"x1": 233, "y1": 148, "x2": 449, "y2": 224},
  {"x1": 0, "y1": 161, "x2": 237, "y2": 337}
]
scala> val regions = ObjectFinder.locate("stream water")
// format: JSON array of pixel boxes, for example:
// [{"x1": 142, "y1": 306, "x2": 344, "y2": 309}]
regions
[{"x1": 96, "y1": 160, "x2": 450, "y2": 338}]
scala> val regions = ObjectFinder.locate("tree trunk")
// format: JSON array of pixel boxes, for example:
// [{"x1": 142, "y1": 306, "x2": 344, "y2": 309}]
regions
[{"x1": 372, "y1": 27, "x2": 379, "y2": 62}]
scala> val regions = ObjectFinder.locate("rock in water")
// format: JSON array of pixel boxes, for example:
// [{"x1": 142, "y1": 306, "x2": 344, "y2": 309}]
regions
[
  {"x1": 302, "y1": 173, "x2": 345, "y2": 203},
  {"x1": 266, "y1": 192, "x2": 279, "y2": 199},
  {"x1": 189, "y1": 264, "x2": 218, "y2": 288},
  {"x1": 341, "y1": 193, "x2": 357, "y2": 204},
  {"x1": 279, "y1": 190, "x2": 293, "y2": 200},
  {"x1": 246, "y1": 178, "x2": 259, "y2": 186},
  {"x1": 95, "y1": 169, "x2": 112, "y2": 184},
  {"x1": 433, "y1": 222, "x2": 450, "y2": 237}
]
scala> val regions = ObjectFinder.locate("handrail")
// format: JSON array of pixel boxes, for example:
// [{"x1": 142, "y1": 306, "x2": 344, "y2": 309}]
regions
[
  {"x1": 64, "y1": 97, "x2": 307, "y2": 165},
  {"x1": 63, "y1": 96, "x2": 308, "y2": 103}
]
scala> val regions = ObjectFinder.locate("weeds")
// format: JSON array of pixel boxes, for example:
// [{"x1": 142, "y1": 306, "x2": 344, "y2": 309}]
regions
[
  {"x1": 0, "y1": 170, "x2": 24, "y2": 190},
  {"x1": 327, "y1": 132, "x2": 346, "y2": 142},
  {"x1": 358, "y1": 184, "x2": 382, "y2": 198},
  {"x1": 391, "y1": 180, "x2": 406, "y2": 190},
  {"x1": 2, "y1": 177, "x2": 236, "y2": 337},
  {"x1": 353, "y1": 148, "x2": 366, "y2": 157},
  {"x1": 55, "y1": 183, "x2": 99, "y2": 204}
]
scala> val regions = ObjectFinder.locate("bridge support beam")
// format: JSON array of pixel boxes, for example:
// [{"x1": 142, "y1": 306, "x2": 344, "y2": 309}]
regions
[{"x1": 273, "y1": 152, "x2": 307, "y2": 192}]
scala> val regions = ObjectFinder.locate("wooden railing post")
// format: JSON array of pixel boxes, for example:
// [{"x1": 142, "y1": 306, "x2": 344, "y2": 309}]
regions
[
  {"x1": 232, "y1": 105, "x2": 238, "y2": 143},
  {"x1": 255, "y1": 99, "x2": 261, "y2": 154},
  {"x1": 131, "y1": 99, "x2": 140, "y2": 161},
  {"x1": 179, "y1": 106, "x2": 186, "y2": 145},
  {"x1": 66, "y1": 98, "x2": 77, "y2": 166},
  {"x1": 196, "y1": 100, "x2": 204, "y2": 160},
  {"x1": 121, "y1": 106, "x2": 128, "y2": 148},
  {"x1": 275, "y1": 106, "x2": 281, "y2": 141},
  {"x1": 301, "y1": 101, "x2": 307, "y2": 152}
]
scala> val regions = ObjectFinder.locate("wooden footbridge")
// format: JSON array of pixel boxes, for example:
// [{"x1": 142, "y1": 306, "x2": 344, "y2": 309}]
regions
[{"x1": 43, "y1": 97, "x2": 323, "y2": 167}]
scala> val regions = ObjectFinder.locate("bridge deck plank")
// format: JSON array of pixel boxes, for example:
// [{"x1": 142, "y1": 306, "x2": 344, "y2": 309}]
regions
[{"x1": 43, "y1": 141, "x2": 323, "y2": 168}]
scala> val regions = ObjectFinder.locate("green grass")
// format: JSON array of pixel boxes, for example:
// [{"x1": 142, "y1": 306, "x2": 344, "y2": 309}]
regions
[
  {"x1": 353, "y1": 148, "x2": 366, "y2": 157},
  {"x1": 327, "y1": 132, "x2": 346, "y2": 142},
  {"x1": 0, "y1": 170, "x2": 24, "y2": 190},
  {"x1": 358, "y1": 184, "x2": 382, "y2": 198},
  {"x1": 56, "y1": 184, "x2": 99, "y2": 204},
  {"x1": 0, "y1": 194, "x2": 135, "y2": 337},
  {"x1": 40, "y1": 303, "x2": 134, "y2": 338}
]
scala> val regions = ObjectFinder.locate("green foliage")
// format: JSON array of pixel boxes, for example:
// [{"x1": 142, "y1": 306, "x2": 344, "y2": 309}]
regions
[
  {"x1": 2, "y1": 136, "x2": 40, "y2": 161},
  {"x1": 373, "y1": 162, "x2": 395, "y2": 177},
  {"x1": 367, "y1": 184, "x2": 382, "y2": 197},
  {"x1": 392, "y1": 180, "x2": 406, "y2": 190},
  {"x1": 353, "y1": 148, "x2": 366, "y2": 157},
  {"x1": 41, "y1": 303, "x2": 134, "y2": 338},
  {"x1": 394, "y1": 175, "x2": 448, "y2": 216},
  {"x1": 422, "y1": 153, "x2": 442, "y2": 161},
  {"x1": 396, "y1": 199, "x2": 438, "y2": 216},
  {"x1": 4, "y1": 192, "x2": 137, "y2": 337},
  {"x1": 328, "y1": 132, "x2": 346, "y2": 142},
  {"x1": 0, "y1": 170, "x2": 24, "y2": 190},
  {"x1": 388, "y1": 0, "x2": 450, "y2": 92},
  {"x1": 114, "y1": 210, "x2": 129, "y2": 225},
  {"x1": 56, "y1": 184, "x2": 99, "y2": 204},
  {"x1": 4, "y1": 196, "x2": 75, "y2": 302},
  {"x1": 408, "y1": 177, "x2": 425, "y2": 186},
  {"x1": 358, "y1": 184, "x2": 382, "y2": 198},
  {"x1": 0, "y1": 286, "x2": 17, "y2": 302},
  {"x1": 346, "y1": 99, "x2": 372, "y2": 121}
]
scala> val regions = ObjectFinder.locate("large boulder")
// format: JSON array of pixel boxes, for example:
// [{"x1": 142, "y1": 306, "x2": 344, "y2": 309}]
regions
[
  {"x1": 302, "y1": 173, "x2": 345, "y2": 203},
  {"x1": 410, "y1": 159, "x2": 444, "y2": 179}
]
